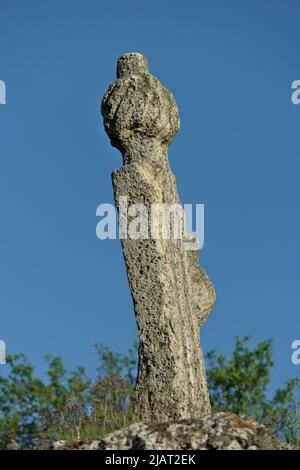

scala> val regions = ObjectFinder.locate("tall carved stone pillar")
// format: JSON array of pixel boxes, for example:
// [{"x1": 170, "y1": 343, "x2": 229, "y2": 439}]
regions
[{"x1": 101, "y1": 53, "x2": 215, "y2": 422}]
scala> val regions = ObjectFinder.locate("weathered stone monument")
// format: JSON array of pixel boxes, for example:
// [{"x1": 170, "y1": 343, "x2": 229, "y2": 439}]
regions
[{"x1": 101, "y1": 53, "x2": 215, "y2": 422}]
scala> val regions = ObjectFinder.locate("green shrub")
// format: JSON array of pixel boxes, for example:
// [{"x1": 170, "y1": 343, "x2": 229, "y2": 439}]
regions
[{"x1": 0, "y1": 337, "x2": 299, "y2": 448}]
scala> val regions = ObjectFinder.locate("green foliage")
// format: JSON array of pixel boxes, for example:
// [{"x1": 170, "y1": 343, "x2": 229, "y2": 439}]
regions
[
  {"x1": 0, "y1": 345, "x2": 136, "y2": 449},
  {"x1": 206, "y1": 336, "x2": 300, "y2": 444},
  {"x1": 0, "y1": 336, "x2": 299, "y2": 448}
]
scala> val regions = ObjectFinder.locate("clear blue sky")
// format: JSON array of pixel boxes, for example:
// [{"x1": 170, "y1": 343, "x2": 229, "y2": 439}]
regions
[{"x1": 0, "y1": 0, "x2": 299, "y2": 393}]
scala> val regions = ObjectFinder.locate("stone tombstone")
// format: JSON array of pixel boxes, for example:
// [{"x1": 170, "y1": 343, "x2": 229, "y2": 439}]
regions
[{"x1": 101, "y1": 53, "x2": 215, "y2": 422}]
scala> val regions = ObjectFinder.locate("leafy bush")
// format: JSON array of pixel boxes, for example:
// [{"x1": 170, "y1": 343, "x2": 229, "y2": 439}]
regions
[
  {"x1": 0, "y1": 343, "x2": 136, "y2": 449},
  {"x1": 206, "y1": 336, "x2": 300, "y2": 445},
  {"x1": 0, "y1": 337, "x2": 299, "y2": 448}
]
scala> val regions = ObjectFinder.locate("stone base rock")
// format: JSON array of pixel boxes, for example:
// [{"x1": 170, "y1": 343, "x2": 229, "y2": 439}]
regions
[{"x1": 52, "y1": 412, "x2": 293, "y2": 450}]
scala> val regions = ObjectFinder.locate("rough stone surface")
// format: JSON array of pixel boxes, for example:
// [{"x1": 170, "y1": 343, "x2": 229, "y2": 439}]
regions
[
  {"x1": 101, "y1": 52, "x2": 216, "y2": 422},
  {"x1": 52, "y1": 412, "x2": 293, "y2": 450}
]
